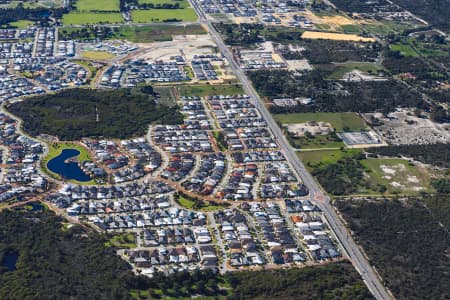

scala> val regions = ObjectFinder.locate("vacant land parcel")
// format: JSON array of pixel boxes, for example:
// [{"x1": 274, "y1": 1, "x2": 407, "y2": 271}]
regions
[
  {"x1": 301, "y1": 31, "x2": 376, "y2": 42},
  {"x1": 274, "y1": 112, "x2": 366, "y2": 132},
  {"x1": 75, "y1": 0, "x2": 119, "y2": 11},
  {"x1": 62, "y1": 0, "x2": 123, "y2": 25}
]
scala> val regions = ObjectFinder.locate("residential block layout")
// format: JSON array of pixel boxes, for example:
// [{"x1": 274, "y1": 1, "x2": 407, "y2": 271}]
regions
[{"x1": 0, "y1": 0, "x2": 448, "y2": 298}]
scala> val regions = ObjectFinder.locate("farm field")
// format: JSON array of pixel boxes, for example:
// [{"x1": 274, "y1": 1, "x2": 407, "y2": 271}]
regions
[
  {"x1": 273, "y1": 112, "x2": 367, "y2": 132},
  {"x1": 301, "y1": 31, "x2": 376, "y2": 42},
  {"x1": 74, "y1": 0, "x2": 120, "y2": 11},
  {"x1": 138, "y1": 0, "x2": 190, "y2": 8},
  {"x1": 131, "y1": 8, "x2": 198, "y2": 23},
  {"x1": 62, "y1": 12, "x2": 124, "y2": 25},
  {"x1": 177, "y1": 84, "x2": 244, "y2": 97}
]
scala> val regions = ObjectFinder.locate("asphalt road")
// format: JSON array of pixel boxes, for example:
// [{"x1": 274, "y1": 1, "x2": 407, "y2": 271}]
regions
[{"x1": 188, "y1": 1, "x2": 393, "y2": 299}]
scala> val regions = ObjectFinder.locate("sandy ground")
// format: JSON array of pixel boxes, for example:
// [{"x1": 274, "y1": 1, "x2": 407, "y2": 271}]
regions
[
  {"x1": 286, "y1": 59, "x2": 313, "y2": 71},
  {"x1": 301, "y1": 31, "x2": 376, "y2": 42},
  {"x1": 136, "y1": 35, "x2": 217, "y2": 61},
  {"x1": 366, "y1": 111, "x2": 450, "y2": 145}
]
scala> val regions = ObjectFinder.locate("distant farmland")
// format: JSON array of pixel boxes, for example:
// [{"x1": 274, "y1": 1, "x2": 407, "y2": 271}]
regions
[
  {"x1": 131, "y1": 8, "x2": 198, "y2": 23},
  {"x1": 62, "y1": 0, "x2": 123, "y2": 25},
  {"x1": 74, "y1": 0, "x2": 120, "y2": 11},
  {"x1": 62, "y1": 12, "x2": 124, "y2": 25}
]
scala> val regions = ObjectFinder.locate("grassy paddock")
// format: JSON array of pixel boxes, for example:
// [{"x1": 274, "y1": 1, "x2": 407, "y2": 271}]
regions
[
  {"x1": 137, "y1": 0, "x2": 190, "y2": 8},
  {"x1": 298, "y1": 149, "x2": 362, "y2": 169},
  {"x1": 131, "y1": 8, "x2": 198, "y2": 23},
  {"x1": 327, "y1": 62, "x2": 385, "y2": 80},
  {"x1": 177, "y1": 84, "x2": 244, "y2": 97},
  {"x1": 62, "y1": 12, "x2": 124, "y2": 25},
  {"x1": 75, "y1": 0, "x2": 120, "y2": 11},
  {"x1": 274, "y1": 112, "x2": 366, "y2": 132},
  {"x1": 361, "y1": 158, "x2": 432, "y2": 194}
]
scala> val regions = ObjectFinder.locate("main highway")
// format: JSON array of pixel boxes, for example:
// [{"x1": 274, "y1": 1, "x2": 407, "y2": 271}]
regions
[{"x1": 189, "y1": 1, "x2": 393, "y2": 299}]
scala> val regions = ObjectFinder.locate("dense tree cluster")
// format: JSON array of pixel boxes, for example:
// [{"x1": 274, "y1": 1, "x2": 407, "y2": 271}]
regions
[
  {"x1": 299, "y1": 39, "x2": 381, "y2": 64},
  {"x1": 214, "y1": 23, "x2": 305, "y2": 47},
  {"x1": 0, "y1": 207, "x2": 373, "y2": 299},
  {"x1": 368, "y1": 143, "x2": 450, "y2": 168},
  {"x1": 8, "y1": 88, "x2": 183, "y2": 140},
  {"x1": 226, "y1": 261, "x2": 373, "y2": 300},
  {"x1": 0, "y1": 4, "x2": 67, "y2": 26},
  {"x1": 390, "y1": 0, "x2": 450, "y2": 31},
  {"x1": 0, "y1": 209, "x2": 135, "y2": 299},
  {"x1": 248, "y1": 69, "x2": 423, "y2": 113},
  {"x1": 383, "y1": 49, "x2": 448, "y2": 82},
  {"x1": 336, "y1": 197, "x2": 450, "y2": 299},
  {"x1": 330, "y1": 0, "x2": 397, "y2": 13},
  {"x1": 310, "y1": 154, "x2": 371, "y2": 195}
]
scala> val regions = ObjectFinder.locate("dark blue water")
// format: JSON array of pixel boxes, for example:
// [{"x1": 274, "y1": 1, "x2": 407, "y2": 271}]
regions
[
  {"x1": 2, "y1": 252, "x2": 18, "y2": 271},
  {"x1": 47, "y1": 149, "x2": 91, "y2": 182},
  {"x1": 30, "y1": 202, "x2": 44, "y2": 211}
]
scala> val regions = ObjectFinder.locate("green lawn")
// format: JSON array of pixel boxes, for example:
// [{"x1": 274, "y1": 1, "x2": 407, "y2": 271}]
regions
[
  {"x1": 300, "y1": 150, "x2": 432, "y2": 195},
  {"x1": 327, "y1": 62, "x2": 385, "y2": 80},
  {"x1": 105, "y1": 233, "x2": 137, "y2": 249},
  {"x1": 137, "y1": 0, "x2": 190, "y2": 8},
  {"x1": 289, "y1": 134, "x2": 345, "y2": 150},
  {"x1": 41, "y1": 142, "x2": 95, "y2": 184},
  {"x1": 298, "y1": 149, "x2": 362, "y2": 169},
  {"x1": 81, "y1": 50, "x2": 116, "y2": 60},
  {"x1": 390, "y1": 43, "x2": 419, "y2": 57},
  {"x1": 154, "y1": 86, "x2": 177, "y2": 106},
  {"x1": 177, "y1": 84, "x2": 244, "y2": 97},
  {"x1": 131, "y1": 8, "x2": 197, "y2": 23},
  {"x1": 62, "y1": 12, "x2": 124, "y2": 25},
  {"x1": 8, "y1": 20, "x2": 34, "y2": 28},
  {"x1": 274, "y1": 112, "x2": 367, "y2": 132},
  {"x1": 75, "y1": 0, "x2": 120, "y2": 11},
  {"x1": 340, "y1": 21, "x2": 411, "y2": 36},
  {"x1": 361, "y1": 158, "x2": 432, "y2": 194},
  {"x1": 44, "y1": 142, "x2": 92, "y2": 163},
  {"x1": 176, "y1": 194, "x2": 228, "y2": 212}
]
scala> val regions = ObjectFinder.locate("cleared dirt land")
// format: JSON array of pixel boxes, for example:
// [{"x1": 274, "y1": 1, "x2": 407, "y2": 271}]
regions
[{"x1": 301, "y1": 31, "x2": 376, "y2": 42}]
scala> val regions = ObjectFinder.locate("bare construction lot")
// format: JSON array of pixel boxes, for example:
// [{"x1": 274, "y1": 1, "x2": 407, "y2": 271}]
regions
[{"x1": 366, "y1": 110, "x2": 450, "y2": 145}]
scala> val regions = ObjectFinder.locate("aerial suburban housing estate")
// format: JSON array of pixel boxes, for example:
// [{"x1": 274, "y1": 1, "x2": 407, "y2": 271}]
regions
[{"x1": 0, "y1": 0, "x2": 448, "y2": 299}]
